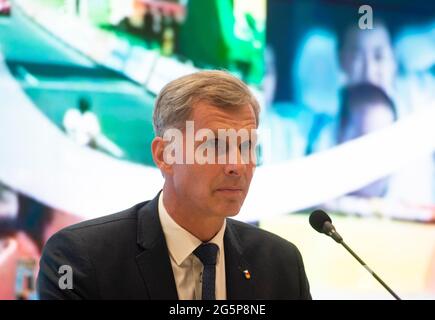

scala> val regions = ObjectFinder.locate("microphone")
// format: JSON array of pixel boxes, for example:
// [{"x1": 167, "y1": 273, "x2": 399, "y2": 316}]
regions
[{"x1": 309, "y1": 210, "x2": 401, "y2": 300}]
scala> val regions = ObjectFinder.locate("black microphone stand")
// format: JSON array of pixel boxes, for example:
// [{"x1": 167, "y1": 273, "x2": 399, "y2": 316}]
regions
[{"x1": 339, "y1": 240, "x2": 401, "y2": 300}]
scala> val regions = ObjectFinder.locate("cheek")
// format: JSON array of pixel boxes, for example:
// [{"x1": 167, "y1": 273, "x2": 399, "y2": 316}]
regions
[
  {"x1": 246, "y1": 165, "x2": 255, "y2": 182},
  {"x1": 343, "y1": 54, "x2": 362, "y2": 75},
  {"x1": 173, "y1": 164, "x2": 218, "y2": 193},
  {"x1": 172, "y1": 165, "x2": 191, "y2": 191}
]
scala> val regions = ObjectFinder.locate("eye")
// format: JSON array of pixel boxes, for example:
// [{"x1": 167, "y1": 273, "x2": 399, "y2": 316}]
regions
[
  {"x1": 239, "y1": 140, "x2": 257, "y2": 164},
  {"x1": 239, "y1": 140, "x2": 253, "y2": 156},
  {"x1": 239, "y1": 140, "x2": 251, "y2": 152},
  {"x1": 214, "y1": 138, "x2": 227, "y2": 155},
  {"x1": 239, "y1": 140, "x2": 253, "y2": 152}
]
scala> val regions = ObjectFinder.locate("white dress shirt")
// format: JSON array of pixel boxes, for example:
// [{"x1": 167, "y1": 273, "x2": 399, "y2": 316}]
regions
[{"x1": 158, "y1": 192, "x2": 227, "y2": 300}]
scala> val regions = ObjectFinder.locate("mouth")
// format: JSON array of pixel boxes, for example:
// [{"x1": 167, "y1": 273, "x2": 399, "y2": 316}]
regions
[{"x1": 215, "y1": 188, "x2": 244, "y2": 195}]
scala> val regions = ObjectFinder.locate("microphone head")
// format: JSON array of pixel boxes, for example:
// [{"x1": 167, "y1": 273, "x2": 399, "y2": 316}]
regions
[{"x1": 309, "y1": 209, "x2": 332, "y2": 233}]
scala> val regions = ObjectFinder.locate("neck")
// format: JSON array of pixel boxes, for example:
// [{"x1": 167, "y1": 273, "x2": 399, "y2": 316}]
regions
[{"x1": 162, "y1": 184, "x2": 225, "y2": 242}]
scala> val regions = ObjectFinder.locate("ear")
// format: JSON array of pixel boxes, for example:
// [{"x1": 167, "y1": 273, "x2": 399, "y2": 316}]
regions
[{"x1": 151, "y1": 136, "x2": 173, "y2": 176}]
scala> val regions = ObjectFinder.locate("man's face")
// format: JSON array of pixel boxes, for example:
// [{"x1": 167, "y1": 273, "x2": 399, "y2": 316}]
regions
[
  {"x1": 342, "y1": 102, "x2": 395, "y2": 142},
  {"x1": 340, "y1": 25, "x2": 396, "y2": 93},
  {"x1": 358, "y1": 102, "x2": 395, "y2": 135},
  {"x1": 342, "y1": 103, "x2": 395, "y2": 198},
  {"x1": 169, "y1": 101, "x2": 257, "y2": 219}
]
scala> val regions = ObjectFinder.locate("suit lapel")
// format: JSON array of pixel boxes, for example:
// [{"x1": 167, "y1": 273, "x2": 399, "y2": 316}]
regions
[
  {"x1": 134, "y1": 194, "x2": 256, "y2": 300},
  {"x1": 135, "y1": 192, "x2": 178, "y2": 300},
  {"x1": 224, "y1": 220, "x2": 256, "y2": 300}
]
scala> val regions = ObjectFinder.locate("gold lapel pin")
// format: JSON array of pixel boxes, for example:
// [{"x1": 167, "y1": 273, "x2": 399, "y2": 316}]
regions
[{"x1": 243, "y1": 270, "x2": 251, "y2": 280}]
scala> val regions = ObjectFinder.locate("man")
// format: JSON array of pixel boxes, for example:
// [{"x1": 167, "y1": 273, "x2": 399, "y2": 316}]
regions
[
  {"x1": 336, "y1": 19, "x2": 434, "y2": 207},
  {"x1": 63, "y1": 97, "x2": 101, "y2": 148},
  {"x1": 63, "y1": 97, "x2": 124, "y2": 158},
  {"x1": 338, "y1": 20, "x2": 397, "y2": 98},
  {"x1": 37, "y1": 70, "x2": 311, "y2": 300},
  {"x1": 337, "y1": 83, "x2": 397, "y2": 198}
]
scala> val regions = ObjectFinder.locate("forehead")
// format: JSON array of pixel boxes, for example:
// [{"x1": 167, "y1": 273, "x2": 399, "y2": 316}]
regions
[
  {"x1": 190, "y1": 101, "x2": 257, "y2": 131},
  {"x1": 352, "y1": 102, "x2": 394, "y2": 120},
  {"x1": 345, "y1": 26, "x2": 391, "y2": 51}
]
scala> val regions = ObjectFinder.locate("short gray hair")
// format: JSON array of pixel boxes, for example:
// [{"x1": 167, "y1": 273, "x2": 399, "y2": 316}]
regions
[{"x1": 153, "y1": 70, "x2": 260, "y2": 137}]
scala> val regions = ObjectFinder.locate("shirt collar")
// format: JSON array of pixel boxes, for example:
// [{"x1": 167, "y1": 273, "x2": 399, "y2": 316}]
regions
[{"x1": 158, "y1": 191, "x2": 226, "y2": 266}]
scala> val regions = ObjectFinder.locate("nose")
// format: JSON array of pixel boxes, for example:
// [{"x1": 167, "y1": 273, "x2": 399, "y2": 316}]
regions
[
  {"x1": 223, "y1": 146, "x2": 250, "y2": 176},
  {"x1": 224, "y1": 163, "x2": 245, "y2": 176}
]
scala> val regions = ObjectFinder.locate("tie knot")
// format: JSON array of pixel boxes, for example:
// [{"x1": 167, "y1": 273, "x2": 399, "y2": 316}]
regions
[{"x1": 193, "y1": 243, "x2": 219, "y2": 266}]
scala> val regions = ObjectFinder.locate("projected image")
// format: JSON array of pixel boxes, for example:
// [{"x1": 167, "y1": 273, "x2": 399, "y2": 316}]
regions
[
  {"x1": 104, "y1": 0, "x2": 264, "y2": 84},
  {"x1": 260, "y1": 0, "x2": 435, "y2": 299},
  {"x1": 263, "y1": 0, "x2": 435, "y2": 220},
  {"x1": 0, "y1": 181, "x2": 80, "y2": 299},
  {"x1": 0, "y1": 0, "x2": 265, "y2": 299},
  {"x1": 1, "y1": 0, "x2": 434, "y2": 301}
]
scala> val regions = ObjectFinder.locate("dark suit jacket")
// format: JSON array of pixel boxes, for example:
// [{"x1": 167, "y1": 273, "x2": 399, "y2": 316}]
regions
[{"x1": 37, "y1": 193, "x2": 311, "y2": 299}]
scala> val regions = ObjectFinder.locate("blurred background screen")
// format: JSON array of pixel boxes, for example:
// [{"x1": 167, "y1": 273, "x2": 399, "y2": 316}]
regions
[
  {"x1": 1, "y1": 0, "x2": 434, "y2": 299},
  {"x1": 261, "y1": 0, "x2": 435, "y2": 299}
]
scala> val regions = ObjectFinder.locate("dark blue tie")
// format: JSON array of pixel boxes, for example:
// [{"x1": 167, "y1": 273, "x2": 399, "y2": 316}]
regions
[{"x1": 193, "y1": 243, "x2": 219, "y2": 300}]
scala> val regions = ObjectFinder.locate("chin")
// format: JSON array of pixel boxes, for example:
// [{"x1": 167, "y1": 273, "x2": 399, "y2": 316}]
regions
[
  {"x1": 217, "y1": 203, "x2": 243, "y2": 218},
  {"x1": 225, "y1": 210, "x2": 240, "y2": 218}
]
